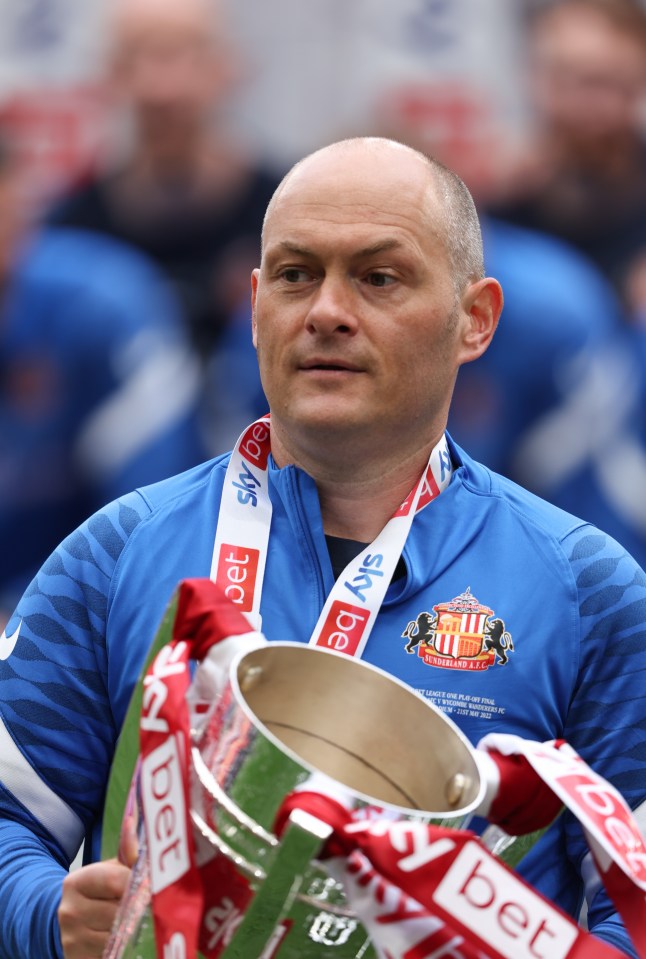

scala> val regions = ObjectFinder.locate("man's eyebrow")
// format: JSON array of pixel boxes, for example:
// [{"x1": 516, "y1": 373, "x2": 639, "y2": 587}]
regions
[
  {"x1": 268, "y1": 241, "x2": 317, "y2": 258},
  {"x1": 267, "y1": 238, "x2": 406, "y2": 259},
  {"x1": 353, "y1": 238, "x2": 405, "y2": 257}
]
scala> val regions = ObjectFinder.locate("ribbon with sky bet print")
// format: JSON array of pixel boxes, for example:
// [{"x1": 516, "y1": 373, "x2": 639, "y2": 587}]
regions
[{"x1": 130, "y1": 578, "x2": 646, "y2": 959}]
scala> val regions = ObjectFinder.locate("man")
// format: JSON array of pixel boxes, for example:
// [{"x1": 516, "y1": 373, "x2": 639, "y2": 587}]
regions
[
  {"x1": 449, "y1": 216, "x2": 646, "y2": 572},
  {"x1": 0, "y1": 138, "x2": 644, "y2": 958},
  {"x1": 46, "y1": 0, "x2": 280, "y2": 362},
  {"x1": 487, "y1": 0, "x2": 646, "y2": 315},
  {"x1": 0, "y1": 131, "x2": 207, "y2": 628}
]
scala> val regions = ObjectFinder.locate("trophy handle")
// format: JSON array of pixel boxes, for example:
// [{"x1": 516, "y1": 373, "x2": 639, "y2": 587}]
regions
[{"x1": 219, "y1": 810, "x2": 333, "y2": 959}]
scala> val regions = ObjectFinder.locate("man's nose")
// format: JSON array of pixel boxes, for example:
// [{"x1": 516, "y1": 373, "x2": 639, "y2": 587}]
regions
[{"x1": 305, "y1": 277, "x2": 358, "y2": 335}]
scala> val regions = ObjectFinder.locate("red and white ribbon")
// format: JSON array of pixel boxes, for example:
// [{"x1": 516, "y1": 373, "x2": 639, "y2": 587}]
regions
[
  {"x1": 138, "y1": 579, "x2": 262, "y2": 959},
  {"x1": 276, "y1": 782, "x2": 643, "y2": 959},
  {"x1": 211, "y1": 415, "x2": 453, "y2": 654},
  {"x1": 325, "y1": 819, "x2": 627, "y2": 959},
  {"x1": 134, "y1": 580, "x2": 646, "y2": 959},
  {"x1": 480, "y1": 734, "x2": 646, "y2": 958}
]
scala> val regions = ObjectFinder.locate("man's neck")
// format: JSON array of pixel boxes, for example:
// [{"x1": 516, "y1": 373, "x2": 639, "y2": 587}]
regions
[
  {"x1": 110, "y1": 138, "x2": 239, "y2": 210},
  {"x1": 270, "y1": 423, "x2": 441, "y2": 542},
  {"x1": 316, "y1": 474, "x2": 419, "y2": 541}
]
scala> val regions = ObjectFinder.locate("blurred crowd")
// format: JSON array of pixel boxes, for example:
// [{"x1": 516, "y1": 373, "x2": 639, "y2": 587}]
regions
[
  {"x1": 456, "y1": 0, "x2": 646, "y2": 566},
  {"x1": 2, "y1": 0, "x2": 646, "y2": 624}
]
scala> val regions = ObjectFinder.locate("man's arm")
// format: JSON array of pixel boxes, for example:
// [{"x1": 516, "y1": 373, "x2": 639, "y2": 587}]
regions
[
  {"x1": 565, "y1": 528, "x2": 646, "y2": 956},
  {"x1": 0, "y1": 496, "x2": 149, "y2": 958},
  {"x1": 0, "y1": 820, "x2": 69, "y2": 958},
  {"x1": 0, "y1": 820, "x2": 135, "y2": 959}
]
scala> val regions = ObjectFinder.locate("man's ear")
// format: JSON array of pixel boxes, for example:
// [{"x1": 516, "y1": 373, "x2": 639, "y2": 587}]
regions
[
  {"x1": 457, "y1": 277, "x2": 503, "y2": 366},
  {"x1": 251, "y1": 268, "x2": 260, "y2": 348}
]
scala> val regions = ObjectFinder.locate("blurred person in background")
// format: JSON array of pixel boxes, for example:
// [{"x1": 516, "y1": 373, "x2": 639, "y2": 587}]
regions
[
  {"x1": 469, "y1": 0, "x2": 646, "y2": 567},
  {"x1": 448, "y1": 217, "x2": 646, "y2": 570},
  {"x1": 487, "y1": 0, "x2": 646, "y2": 320},
  {"x1": 373, "y1": 0, "x2": 646, "y2": 571},
  {"x1": 0, "y1": 131, "x2": 206, "y2": 627},
  {"x1": 46, "y1": 0, "x2": 280, "y2": 368}
]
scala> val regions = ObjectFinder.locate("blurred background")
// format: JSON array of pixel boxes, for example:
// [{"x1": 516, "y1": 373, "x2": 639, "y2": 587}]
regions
[
  {"x1": 0, "y1": 0, "x2": 527, "y2": 218},
  {"x1": 2, "y1": 0, "x2": 646, "y2": 621}
]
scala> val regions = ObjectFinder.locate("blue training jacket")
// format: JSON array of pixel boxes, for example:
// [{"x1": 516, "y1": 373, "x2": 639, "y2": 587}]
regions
[{"x1": 0, "y1": 435, "x2": 644, "y2": 958}]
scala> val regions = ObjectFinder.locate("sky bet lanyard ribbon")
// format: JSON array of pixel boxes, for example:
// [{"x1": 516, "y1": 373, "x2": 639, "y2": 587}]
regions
[{"x1": 210, "y1": 415, "x2": 453, "y2": 655}]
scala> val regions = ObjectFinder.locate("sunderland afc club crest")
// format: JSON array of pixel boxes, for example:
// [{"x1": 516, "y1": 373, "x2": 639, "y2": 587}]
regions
[{"x1": 402, "y1": 587, "x2": 514, "y2": 671}]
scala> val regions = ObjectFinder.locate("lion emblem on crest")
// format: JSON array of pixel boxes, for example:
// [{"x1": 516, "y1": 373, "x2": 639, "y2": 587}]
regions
[{"x1": 402, "y1": 611, "x2": 437, "y2": 653}]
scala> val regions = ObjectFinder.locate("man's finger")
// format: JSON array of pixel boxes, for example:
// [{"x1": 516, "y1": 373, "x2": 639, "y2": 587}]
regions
[{"x1": 66, "y1": 859, "x2": 131, "y2": 901}]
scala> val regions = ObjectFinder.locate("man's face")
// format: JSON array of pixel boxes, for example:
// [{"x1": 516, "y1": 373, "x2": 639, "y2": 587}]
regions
[
  {"x1": 251, "y1": 145, "x2": 471, "y2": 459},
  {"x1": 110, "y1": 0, "x2": 226, "y2": 137},
  {"x1": 531, "y1": 6, "x2": 646, "y2": 145}
]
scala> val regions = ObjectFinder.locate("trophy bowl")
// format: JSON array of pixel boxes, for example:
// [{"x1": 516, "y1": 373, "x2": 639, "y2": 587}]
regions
[{"x1": 187, "y1": 642, "x2": 487, "y2": 958}]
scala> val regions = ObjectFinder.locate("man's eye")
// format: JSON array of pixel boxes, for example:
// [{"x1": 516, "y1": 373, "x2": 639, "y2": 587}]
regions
[
  {"x1": 281, "y1": 268, "x2": 310, "y2": 283},
  {"x1": 366, "y1": 272, "x2": 395, "y2": 287}
]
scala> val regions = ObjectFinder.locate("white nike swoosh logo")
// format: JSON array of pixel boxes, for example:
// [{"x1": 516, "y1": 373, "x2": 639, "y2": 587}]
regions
[{"x1": 0, "y1": 620, "x2": 22, "y2": 660}]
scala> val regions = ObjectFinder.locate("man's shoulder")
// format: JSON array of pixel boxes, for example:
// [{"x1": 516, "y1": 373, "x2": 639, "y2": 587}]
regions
[
  {"x1": 121, "y1": 454, "x2": 230, "y2": 527},
  {"x1": 455, "y1": 440, "x2": 600, "y2": 540},
  {"x1": 6, "y1": 455, "x2": 227, "y2": 648},
  {"x1": 450, "y1": 446, "x2": 646, "y2": 639},
  {"x1": 59, "y1": 456, "x2": 227, "y2": 575}
]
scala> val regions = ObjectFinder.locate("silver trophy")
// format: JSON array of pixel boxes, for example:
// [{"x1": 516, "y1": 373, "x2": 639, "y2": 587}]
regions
[{"x1": 103, "y1": 623, "x2": 497, "y2": 959}]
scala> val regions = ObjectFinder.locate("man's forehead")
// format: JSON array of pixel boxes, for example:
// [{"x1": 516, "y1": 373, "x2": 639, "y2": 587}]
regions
[
  {"x1": 263, "y1": 201, "x2": 441, "y2": 259},
  {"x1": 282, "y1": 144, "x2": 434, "y2": 200},
  {"x1": 110, "y1": 0, "x2": 218, "y2": 45},
  {"x1": 265, "y1": 164, "x2": 438, "y2": 241},
  {"x1": 260, "y1": 139, "x2": 448, "y2": 259},
  {"x1": 264, "y1": 233, "x2": 419, "y2": 261}
]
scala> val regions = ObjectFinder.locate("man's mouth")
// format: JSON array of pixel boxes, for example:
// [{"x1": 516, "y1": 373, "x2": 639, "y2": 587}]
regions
[{"x1": 300, "y1": 359, "x2": 363, "y2": 372}]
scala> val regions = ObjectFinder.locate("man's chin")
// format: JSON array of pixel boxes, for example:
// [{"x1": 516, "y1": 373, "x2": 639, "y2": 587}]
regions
[
  {"x1": 272, "y1": 404, "x2": 370, "y2": 449},
  {"x1": 285, "y1": 402, "x2": 365, "y2": 434}
]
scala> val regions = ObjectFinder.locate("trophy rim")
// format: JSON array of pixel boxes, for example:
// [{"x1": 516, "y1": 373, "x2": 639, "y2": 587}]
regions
[{"x1": 228, "y1": 640, "x2": 488, "y2": 821}]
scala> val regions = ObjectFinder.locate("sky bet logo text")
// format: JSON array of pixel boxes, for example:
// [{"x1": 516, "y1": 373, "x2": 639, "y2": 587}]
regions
[
  {"x1": 344, "y1": 553, "x2": 384, "y2": 603},
  {"x1": 240, "y1": 421, "x2": 271, "y2": 467},
  {"x1": 318, "y1": 601, "x2": 369, "y2": 654},
  {"x1": 216, "y1": 546, "x2": 260, "y2": 612},
  {"x1": 232, "y1": 463, "x2": 262, "y2": 506},
  {"x1": 232, "y1": 419, "x2": 270, "y2": 506}
]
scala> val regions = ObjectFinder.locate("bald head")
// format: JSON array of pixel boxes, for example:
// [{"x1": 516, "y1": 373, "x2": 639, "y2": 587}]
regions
[
  {"x1": 263, "y1": 137, "x2": 485, "y2": 293},
  {"x1": 108, "y1": 0, "x2": 224, "y2": 47},
  {"x1": 104, "y1": 0, "x2": 233, "y2": 143}
]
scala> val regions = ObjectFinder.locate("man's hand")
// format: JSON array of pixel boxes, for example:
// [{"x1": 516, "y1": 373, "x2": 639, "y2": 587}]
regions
[
  {"x1": 58, "y1": 814, "x2": 138, "y2": 958},
  {"x1": 58, "y1": 859, "x2": 131, "y2": 958}
]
